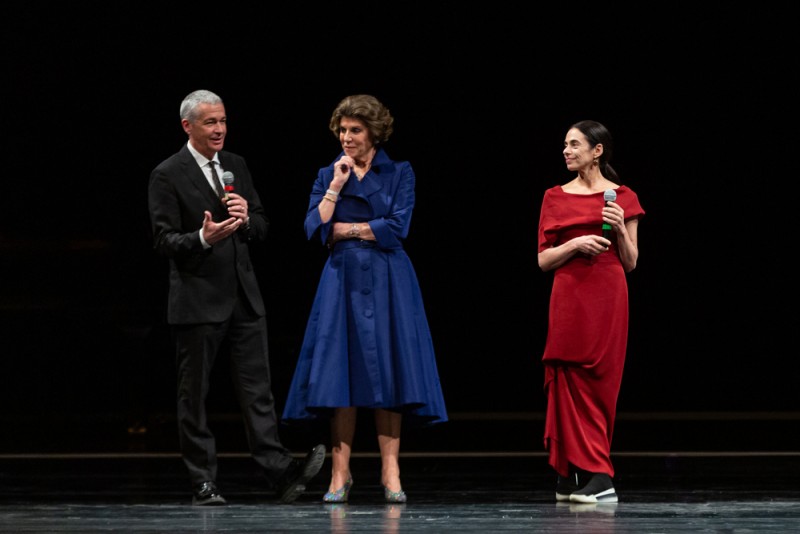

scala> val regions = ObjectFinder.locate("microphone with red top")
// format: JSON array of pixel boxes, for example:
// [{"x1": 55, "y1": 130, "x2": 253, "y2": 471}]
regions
[{"x1": 221, "y1": 171, "x2": 234, "y2": 200}]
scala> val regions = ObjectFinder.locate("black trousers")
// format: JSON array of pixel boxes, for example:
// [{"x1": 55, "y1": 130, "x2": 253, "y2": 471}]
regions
[{"x1": 172, "y1": 289, "x2": 292, "y2": 486}]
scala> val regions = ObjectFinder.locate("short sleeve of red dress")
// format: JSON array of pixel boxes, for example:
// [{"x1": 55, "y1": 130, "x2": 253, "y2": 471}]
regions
[{"x1": 537, "y1": 185, "x2": 645, "y2": 252}]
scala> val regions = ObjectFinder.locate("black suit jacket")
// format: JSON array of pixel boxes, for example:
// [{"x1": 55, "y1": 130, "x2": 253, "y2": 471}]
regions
[{"x1": 148, "y1": 144, "x2": 269, "y2": 324}]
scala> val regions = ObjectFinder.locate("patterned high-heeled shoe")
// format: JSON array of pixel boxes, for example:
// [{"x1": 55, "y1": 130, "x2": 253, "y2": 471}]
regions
[
  {"x1": 323, "y1": 477, "x2": 353, "y2": 503},
  {"x1": 383, "y1": 486, "x2": 407, "y2": 503}
]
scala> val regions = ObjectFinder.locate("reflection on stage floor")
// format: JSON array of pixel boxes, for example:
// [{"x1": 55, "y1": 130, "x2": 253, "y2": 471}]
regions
[{"x1": 2, "y1": 452, "x2": 799, "y2": 532}]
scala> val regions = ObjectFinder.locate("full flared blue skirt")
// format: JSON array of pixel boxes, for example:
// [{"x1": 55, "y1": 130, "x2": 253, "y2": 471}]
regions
[{"x1": 282, "y1": 241, "x2": 448, "y2": 426}]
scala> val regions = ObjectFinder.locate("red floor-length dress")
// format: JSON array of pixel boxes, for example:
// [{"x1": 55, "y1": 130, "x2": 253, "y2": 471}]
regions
[{"x1": 537, "y1": 185, "x2": 645, "y2": 477}]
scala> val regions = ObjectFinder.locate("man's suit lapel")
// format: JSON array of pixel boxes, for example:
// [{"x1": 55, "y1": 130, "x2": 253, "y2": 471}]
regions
[{"x1": 179, "y1": 145, "x2": 225, "y2": 210}]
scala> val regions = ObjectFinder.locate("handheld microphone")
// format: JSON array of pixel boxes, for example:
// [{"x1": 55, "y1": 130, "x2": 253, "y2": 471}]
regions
[
  {"x1": 221, "y1": 172, "x2": 234, "y2": 198},
  {"x1": 602, "y1": 189, "x2": 617, "y2": 240}
]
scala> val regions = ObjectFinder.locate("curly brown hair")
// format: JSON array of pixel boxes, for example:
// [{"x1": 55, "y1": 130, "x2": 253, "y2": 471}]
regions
[{"x1": 329, "y1": 94, "x2": 394, "y2": 144}]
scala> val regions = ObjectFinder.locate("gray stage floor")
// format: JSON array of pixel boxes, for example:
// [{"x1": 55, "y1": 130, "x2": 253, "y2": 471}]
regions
[
  {"x1": 2, "y1": 452, "x2": 799, "y2": 532},
  {"x1": 2, "y1": 412, "x2": 800, "y2": 531}
]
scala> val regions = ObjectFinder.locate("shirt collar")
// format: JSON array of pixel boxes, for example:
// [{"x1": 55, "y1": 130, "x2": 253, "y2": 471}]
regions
[{"x1": 187, "y1": 140, "x2": 218, "y2": 168}]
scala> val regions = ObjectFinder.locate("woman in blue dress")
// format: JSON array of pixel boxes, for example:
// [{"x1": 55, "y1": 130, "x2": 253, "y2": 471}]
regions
[{"x1": 282, "y1": 94, "x2": 447, "y2": 504}]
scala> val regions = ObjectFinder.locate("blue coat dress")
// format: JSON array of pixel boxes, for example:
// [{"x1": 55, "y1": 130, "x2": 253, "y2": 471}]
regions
[{"x1": 282, "y1": 148, "x2": 448, "y2": 426}]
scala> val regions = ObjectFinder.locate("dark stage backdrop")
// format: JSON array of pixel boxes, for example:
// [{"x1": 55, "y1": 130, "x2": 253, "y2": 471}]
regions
[{"x1": 2, "y1": 4, "x2": 796, "y2": 444}]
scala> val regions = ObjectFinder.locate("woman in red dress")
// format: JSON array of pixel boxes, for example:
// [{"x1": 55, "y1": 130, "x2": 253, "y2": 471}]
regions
[{"x1": 537, "y1": 120, "x2": 645, "y2": 504}]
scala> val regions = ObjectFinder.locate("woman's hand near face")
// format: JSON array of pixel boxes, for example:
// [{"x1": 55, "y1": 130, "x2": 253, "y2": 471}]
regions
[{"x1": 332, "y1": 156, "x2": 354, "y2": 189}]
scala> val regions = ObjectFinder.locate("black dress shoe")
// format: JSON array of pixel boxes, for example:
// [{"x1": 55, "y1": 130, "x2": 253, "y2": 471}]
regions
[
  {"x1": 192, "y1": 481, "x2": 227, "y2": 506},
  {"x1": 276, "y1": 444, "x2": 326, "y2": 504}
]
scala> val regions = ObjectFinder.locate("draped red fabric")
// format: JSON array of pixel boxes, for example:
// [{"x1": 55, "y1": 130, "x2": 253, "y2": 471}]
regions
[{"x1": 537, "y1": 185, "x2": 645, "y2": 477}]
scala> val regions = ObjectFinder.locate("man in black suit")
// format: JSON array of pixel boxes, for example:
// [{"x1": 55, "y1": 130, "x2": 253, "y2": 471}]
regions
[{"x1": 148, "y1": 89, "x2": 324, "y2": 505}]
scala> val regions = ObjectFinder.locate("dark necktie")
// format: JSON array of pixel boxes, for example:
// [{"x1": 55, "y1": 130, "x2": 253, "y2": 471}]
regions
[{"x1": 209, "y1": 160, "x2": 225, "y2": 199}]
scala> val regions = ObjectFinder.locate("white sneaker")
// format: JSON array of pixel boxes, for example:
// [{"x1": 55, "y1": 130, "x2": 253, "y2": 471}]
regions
[{"x1": 569, "y1": 473, "x2": 618, "y2": 504}]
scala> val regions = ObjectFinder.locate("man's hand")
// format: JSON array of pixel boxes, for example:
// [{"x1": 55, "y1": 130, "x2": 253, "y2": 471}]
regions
[
  {"x1": 202, "y1": 210, "x2": 242, "y2": 245},
  {"x1": 223, "y1": 192, "x2": 249, "y2": 224}
]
